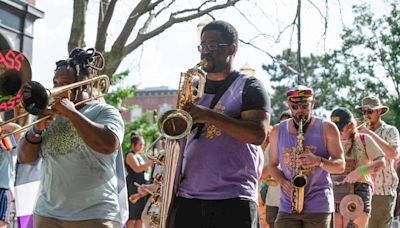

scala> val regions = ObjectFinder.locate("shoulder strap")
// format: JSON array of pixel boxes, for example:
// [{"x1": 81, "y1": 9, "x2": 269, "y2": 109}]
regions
[
  {"x1": 193, "y1": 72, "x2": 240, "y2": 139},
  {"x1": 359, "y1": 134, "x2": 366, "y2": 148}
]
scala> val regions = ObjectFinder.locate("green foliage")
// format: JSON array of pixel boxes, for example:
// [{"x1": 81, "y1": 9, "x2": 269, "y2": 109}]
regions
[
  {"x1": 103, "y1": 70, "x2": 158, "y2": 154},
  {"x1": 104, "y1": 70, "x2": 136, "y2": 108},
  {"x1": 122, "y1": 111, "x2": 159, "y2": 154},
  {"x1": 263, "y1": 1, "x2": 400, "y2": 130}
]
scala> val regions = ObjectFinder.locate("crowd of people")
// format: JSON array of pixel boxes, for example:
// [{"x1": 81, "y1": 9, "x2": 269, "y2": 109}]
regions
[{"x1": 0, "y1": 19, "x2": 399, "y2": 228}]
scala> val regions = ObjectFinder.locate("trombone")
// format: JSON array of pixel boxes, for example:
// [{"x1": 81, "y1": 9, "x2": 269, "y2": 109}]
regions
[{"x1": 0, "y1": 75, "x2": 110, "y2": 139}]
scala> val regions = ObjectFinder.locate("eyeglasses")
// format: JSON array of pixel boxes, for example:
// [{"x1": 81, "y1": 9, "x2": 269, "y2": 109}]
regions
[
  {"x1": 197, "y1": 43, "x2": 229, "y2": 52},
  {"x1": 361, "y1": 109, "x2": 374, "y2": 115},
  {"x1": 290, "y1": 102, "x2": 311, "y2": 110}
]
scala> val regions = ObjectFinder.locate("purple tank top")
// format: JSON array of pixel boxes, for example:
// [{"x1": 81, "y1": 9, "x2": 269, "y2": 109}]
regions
[
  {"x1": 177, "y1": 75, "x2": 259, "y2": 202},
  {"x1": 278, "y1": 118, "x2": 334, "y2": 213}
]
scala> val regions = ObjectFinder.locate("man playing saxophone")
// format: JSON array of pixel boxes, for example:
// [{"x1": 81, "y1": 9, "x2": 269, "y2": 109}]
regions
[
  {"x1": 268, "y1": 85, "x2": 345, "y2": 228},
  {"x1": 170, "y1": 20, "x2": 271, "y2": 228}
]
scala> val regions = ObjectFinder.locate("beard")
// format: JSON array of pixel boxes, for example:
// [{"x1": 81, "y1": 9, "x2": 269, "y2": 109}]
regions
[
  {"x1": 293, "y1": 114, "x2": 311, "y2": 125},
  {"x1": 201, "y1": 54, "x2": 229, "y2": 73}
]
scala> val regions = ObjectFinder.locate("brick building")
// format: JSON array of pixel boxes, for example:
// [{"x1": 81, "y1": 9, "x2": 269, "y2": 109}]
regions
[{"x1": 121, "y1": 86, "x2": 177, "y2": 122}]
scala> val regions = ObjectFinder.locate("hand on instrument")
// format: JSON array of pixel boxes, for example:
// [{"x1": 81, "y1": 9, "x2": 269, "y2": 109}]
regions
[
  {"x1": 280, "y1": 179, "x2": 293, "y2": 198},
  {"x1": 34, "y1": 109, "x2": 56, "y2": 132},
  {"x1": 52, "y1": 98, "x2": 77, "y2": 118},
  {"x1": 182, "y1": 103, "x2": 210, "y2": 124},
  {"x1": 343, "y1": 169, "x2": 361, "y2": 184},
  {"x1": 297, "y1": 153, "x2": 321, "y2": 169},
  {"x1": 357, "y1": 124, "x2": 370, "y2": 134}
]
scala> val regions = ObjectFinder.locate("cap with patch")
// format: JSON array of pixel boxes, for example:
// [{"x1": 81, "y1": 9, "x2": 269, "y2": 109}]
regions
[{"x1": 330, "y1": 107, "x2": 353, "y2": 131}]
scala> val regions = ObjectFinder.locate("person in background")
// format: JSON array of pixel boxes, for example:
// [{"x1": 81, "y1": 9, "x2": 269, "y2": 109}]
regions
[
  {"x1": 0, "y1": 115, "x2": 22, "y2": 228},
  {"x1": 268, "y1": 85, "x2": 345, "y2": 228},
  {"x1": 356, "y1": 96, "x2": 400, "y2": 228},
  {"x1": 125, "y1": 132, "x2": 154, "y2": 228},
  {"x1": 330, "y1": 107, "x2": 385, "y2": 228},
  {"x1": 261, "y1": 110, "x2": 291, "y2": 228}
]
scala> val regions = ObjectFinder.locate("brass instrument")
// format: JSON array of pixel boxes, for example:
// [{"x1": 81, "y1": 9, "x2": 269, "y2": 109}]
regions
[
  {"x1": 133, "y1": 61, "x2": 207, "y2": 228},
  {"x1": 265, "y1": 176, "x2": 278, "y2": 186},
  {"x1": 339, "y1": 193, "x2": 364, "y2": 225},
  {"x1": 0, "y1": 50, "x2": 31, "y2": 111},
  {"x1": 158, "y1": 60, "x2": 207, "y2": 139},
  {"x1": 357, "y1": 120, "x2": 370, "y2": 130},
  {"x1": 291, "y1": 116, "x2": 307, "y2": 214},
  {"x1": 0, "y1": 50, "x2": 32, "y2": 128},
  {"x1": 0, "y1": 75, "x2": 110, "y2": 139}
]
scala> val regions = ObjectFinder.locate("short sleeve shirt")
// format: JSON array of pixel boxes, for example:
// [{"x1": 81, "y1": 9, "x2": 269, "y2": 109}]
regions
[
  {"x1": 373, "y1": 122, "x2": 400, "y2": 196},
  {"x1": 34, "y1": 102, "x2": 125, "y2": 222},
  {"x1": 340, "y1": 133, "x2": 384, "y2": 185}
]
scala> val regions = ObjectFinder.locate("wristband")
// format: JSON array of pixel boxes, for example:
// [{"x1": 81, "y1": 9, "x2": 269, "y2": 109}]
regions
[
  {"x1": 30, "y1": 127, "x2": 42, "y2": 138},
  {"x1": 358, "y1": 165, "x2": 368, "y2": 176},
  {"x1": 25, "y1": 131, "x2": 42, "y2": 144}
]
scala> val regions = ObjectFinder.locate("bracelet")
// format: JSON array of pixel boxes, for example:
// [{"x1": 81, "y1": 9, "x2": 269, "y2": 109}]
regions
[
  {"x1": 358, "y1": 165, "x2": 368, "y2": 176},
  {"x1": 30, "y1": 127, "x2": 42, "y2": 138},
  {"x1": 25, "y1": 131, "x2": 42, "y2": 144}
]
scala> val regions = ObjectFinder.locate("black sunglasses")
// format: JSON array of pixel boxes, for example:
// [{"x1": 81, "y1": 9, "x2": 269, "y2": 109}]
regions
[
  {"x1": 290, "y1": 102, "x2": 310, "y2": 110},
  {"x1": 361, "y1": 109, "x2": 374, "y2": 115}
]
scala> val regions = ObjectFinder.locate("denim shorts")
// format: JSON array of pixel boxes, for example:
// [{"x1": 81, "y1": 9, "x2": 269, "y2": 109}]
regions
[{"x1": 334, "y1": 182, "x2": 371, "y2": 213}]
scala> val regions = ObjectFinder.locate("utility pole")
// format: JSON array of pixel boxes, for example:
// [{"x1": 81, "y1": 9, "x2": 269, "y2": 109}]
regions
[{"x1": 297, "y1": 0, "x2": 302, "y2": 84}]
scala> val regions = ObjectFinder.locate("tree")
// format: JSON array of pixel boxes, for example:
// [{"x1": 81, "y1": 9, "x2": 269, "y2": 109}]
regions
[
  {"x1": 68, "y1": 0, "x2": 242, "y2": 78},
  {"x1": 122, "y1": 110, "x2": 159, "y2": 153},
  {"x1": 328, "y1": 1, "x2": 400, "y2": 128},
  {"x1": 263, "y1": 1, "x2": 400, "y2": 129},
  {"x1": 263, "y1": 49, "x2": 339, "y2": 124}
]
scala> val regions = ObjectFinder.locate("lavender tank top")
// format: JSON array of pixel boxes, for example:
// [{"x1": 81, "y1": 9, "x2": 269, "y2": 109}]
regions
[
  {"x1": 177, "y1": 75, "x2": 259, "y2": 202},
  {"x1": 278, "y1": 118, "x2": 334, "y2": 213}
]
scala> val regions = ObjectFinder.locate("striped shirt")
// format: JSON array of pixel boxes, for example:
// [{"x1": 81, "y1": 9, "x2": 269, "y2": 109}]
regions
[{"x1": 373, "y1": 122, "x2": 400, "y2": 196}]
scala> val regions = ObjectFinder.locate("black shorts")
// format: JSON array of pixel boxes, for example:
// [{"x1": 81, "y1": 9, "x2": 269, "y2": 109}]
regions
[
  {"x1": 170, "y1": 196, "x2": 260, "y2": 228},
  {"x1": 334, "y1": 182, "x2": 371, "y2": 213}
]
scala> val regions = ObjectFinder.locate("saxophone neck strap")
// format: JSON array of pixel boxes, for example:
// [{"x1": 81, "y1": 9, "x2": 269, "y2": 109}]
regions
[{"x1": 193, "y1": 71, "x2": 240, "y2": 139}]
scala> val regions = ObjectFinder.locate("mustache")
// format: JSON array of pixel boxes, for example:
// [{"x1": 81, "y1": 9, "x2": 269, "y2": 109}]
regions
[{"x1": 201, "y1": 53, "x2": 213, "y2": 61}]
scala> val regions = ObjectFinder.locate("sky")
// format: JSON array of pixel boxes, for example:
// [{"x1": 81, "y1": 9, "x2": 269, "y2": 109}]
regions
[{"x1": 31, "y1": 0, "x2": 388, "y2": 93}]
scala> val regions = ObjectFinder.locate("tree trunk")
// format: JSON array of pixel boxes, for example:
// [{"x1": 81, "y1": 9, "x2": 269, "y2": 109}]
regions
[{"x1": 68, "y1": 0, "x2": 88, "y2": 52}]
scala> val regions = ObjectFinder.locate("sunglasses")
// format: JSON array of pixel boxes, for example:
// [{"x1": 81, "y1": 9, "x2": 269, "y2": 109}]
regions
[
  {"x1": 290, "y1": 102, "x2": 311, "y2": 110},
  {"x1": 361, "y1": 109, "x2": 374, "y2": 115}
]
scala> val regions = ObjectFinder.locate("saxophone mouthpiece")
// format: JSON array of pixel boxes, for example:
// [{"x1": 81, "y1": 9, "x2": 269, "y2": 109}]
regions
[{"x1": 199, "y1": 59, "x2": 208, "y2": 68}]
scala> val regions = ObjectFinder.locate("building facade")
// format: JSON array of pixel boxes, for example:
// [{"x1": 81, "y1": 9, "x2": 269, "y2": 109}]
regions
[
  {"x1": 0, "y1": 0, "x2": 43, "y2": 60},
  {"x1": 121, "y1": 86, "x2": 177, "y2": 122}
]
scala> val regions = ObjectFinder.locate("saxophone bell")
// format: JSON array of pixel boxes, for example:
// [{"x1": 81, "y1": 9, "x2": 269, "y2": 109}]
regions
[{"x1": 158, "y1": 60, "x2": 207, "y2": 140}]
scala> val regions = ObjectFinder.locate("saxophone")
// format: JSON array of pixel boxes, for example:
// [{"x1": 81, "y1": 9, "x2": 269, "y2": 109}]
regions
[
  {"x1": 291, "y1": 115, "x2": 307, "y2": 214},
  {"x1": 131, "y1": 61, "x2": 207, "y2": 228},
  {"x1": 158, "y1": 60, "x2": 207, "y2": 139}
]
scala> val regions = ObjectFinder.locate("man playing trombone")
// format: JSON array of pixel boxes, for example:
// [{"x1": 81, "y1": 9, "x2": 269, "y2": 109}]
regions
[
  {"x1": 17, "y1": 48, "x2": 125, "y2": 228},
  {"x1": 356, "y1": 96, "x2": 400, "y2": 228}
]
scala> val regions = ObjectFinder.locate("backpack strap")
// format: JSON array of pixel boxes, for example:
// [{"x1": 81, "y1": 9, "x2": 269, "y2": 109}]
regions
[{"x1": 359, "y1": 134, "x2": 366, "y2": 149}]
